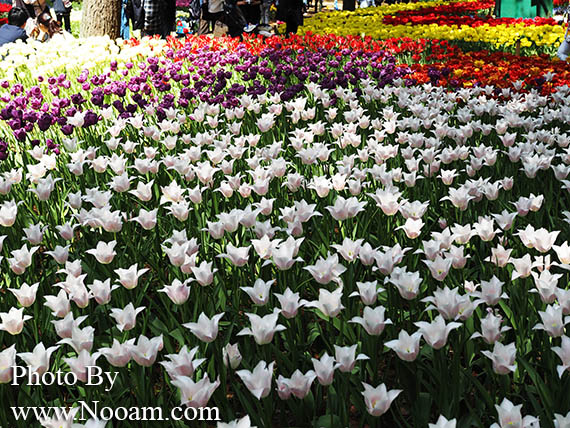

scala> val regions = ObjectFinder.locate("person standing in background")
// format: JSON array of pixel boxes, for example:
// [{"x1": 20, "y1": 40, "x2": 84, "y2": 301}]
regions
[
  {"x1": 143, "y1": 0, "x2": 175, "y2": 37},
  {"x1": 259, "y1": 0, "x2": 272, "y2": 31},
  {"x1": 53, "y1": 0, "x2": 71, "y2": 32},
  {"x1": 0, "y1": 6, "x2": 28, "y2": 46},
  {"x1": 120, "y1": 0, "x2": 129, "y2": 38},
  {"x1": 276, "y1": 0, "x2": 303, "y2": 34}
]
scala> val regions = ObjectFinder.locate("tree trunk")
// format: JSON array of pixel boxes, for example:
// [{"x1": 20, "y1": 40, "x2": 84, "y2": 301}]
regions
[
  {"x1": 80, "y1": 0, "x2": 120, "y2": 38},
  {"x1": 343, "y1": 0, "x2": 355, "y2": 11}
]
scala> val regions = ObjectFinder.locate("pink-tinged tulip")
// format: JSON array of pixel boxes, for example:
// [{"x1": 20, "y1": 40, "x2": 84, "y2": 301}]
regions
[
  {"x1": 361, "y1": 382, "x2": 402, "y2": 417},
  {"x1": 130, "y1": 208, "x2": 158, "y2": 230},
  {"x1": 490, "y1": 398, "x2": 539, "y2": 428},
  {"x1": 307, "y1": 176, "x2": 332, "y2": 198},
  {"x1": 129, "y1": 180, "x2": 154, "y2": 202},
  {"x1": 415, "y1": 315, "x2": 461, "y2": 349},
  {"x1": 87, "y1": 279, "x2": 118, "y2": 305},
  {"x1": 533, "y1": 304, "x2": 570, "y2": 337},
  {"x1": 160, "y1": 279, "x2": 191, "y2": 305},
  {"x1": 311, "y1": 352, "x2": 339, "y2": 386},
  {"x1": 451, "y1": 224, "x2": 473, "y2": 245},
  {"x1": 58, "y1": 324, "x2": 94, "y2": 353},
  {"x1": 223, "y1": 343, "x2": 242, "y2": 369},
  {"x1": 418, "y1": 239, "x2": 443, "y2": 261},
  {"x1": 326, "y1": 196, "x2": 367, "y2": 221},
  {"x1": 424, "y1": 255, "x2": 453, "y2": 282},
  {"x1": 160, "y1": 345, "x2": 205, "y2": 379},
  {"x1": 349, "y1": 281, "x2": 384, "y2": 306},
  {"x1": 238, "y1": 309, "x2": 286, "y2": 345},
  {"x1": 334, "y1": 344, "x2": 369, "y2": 372},
  {"x1": 477, "y1": 276, "x2": 508, "y2": 306},
  {"x1": 553, "y1": 336, "x2": 570, "y2": 378},
  {"x1": 554, "y1": 411, "x2": 570, "y2": 428},
  {"x1": 29, "y1": 174, "x2": 61, "y2": 201},
  {"x1": 359, "y1": 242, "x2": 377, "y2": 266},
  {"x1": 368, "y1": 188, "x2": 404, "y2": 215},
  {"x1": 9, "y1": 282, "x2": 39, "y2": 307},
  {"x1": 241, "y1": 279, "x2": 274, "y2": 306},
  {"x1": 172, "y1": 374, "x2": 220, "y2": 408},
  {"x1": 304, "y1": 253, "x2": 346, "y2": 285},
  {"x1": 557, "y1": 288, "x2": 570, "y2": 315},
  {"x1": 255, "y1": 197, "x2": 275, "y2": 216},
  {"x1": 274, "y1": 288, "x2": 305, "y2": 318},
  {"x1": 162, "y1": 242, "x2": 188, "y2": 267},
  {"x1": 482, "y1": 342, "x2": 517, "y2": 375},
  {"x1": 251, "y1": 235, "x2": 278, "y2": 260},
  {"x1": 304, "y1": 286, "x2": 345, "y2": 318},
  {"x1": 160, "y1": 180, "x2": 186, "y2": 205},
  {"x1": 276, "y1": 375, "x2": 291, "y2": 400},
  {"x1": 429, "y1": 415, "x2": 457, "y2": 428},
  {"x1": 63, "y1": 350, "x2": 101, "y2": 382},
  {"x1": 492, "y1": 210, "x2": 517, "y2": 231},
  {"x1": 190, "y1": 261, "x2": 217, "y2": 286},
  {"x1": 217, "y1": 415, "x2": 255, "y2": 428},
  {"x1": 385, "y1": 329, "x2": 422, "y2": 362},
  {"x1": 8, "y1": 244, "x2": 39, "y2": 275},
  {"x1": 510, "y1": 255, "x2": 533, "y2": 280},
  {"x1": 167, "y1": 201, "x2": 191, "y2": 222},
  {"x1": 447, "y1": 245, "x2": 470, "y2": 269},
  {"x1": 554, "y1": 242, "x2": 570, "y2": 265},
  {"x1": 18, "y1": 343, "x2": 59, "y2": 376},
  {"x1": 66, "y1": 191, "x2": 82, "y2": 210},
  {"x1": 99, "y1": 338, "x2": 135, "y2": 367},
  {"x1": 473, "y1": 217, "x2": 498, "y2": 242},
  {"x1": 183, "y1": 312, "x2": 224, "y2": 343},
  {"x1": 439, "y1": 169, "x2": 458, "y2": 185},
  {"x1": 114, "y1": 263, "x2": 149, "y2": 290},
  {"x1": 22, "y1": 223, "x2": 47, "y2": 245},
  {"x1": 350, "y1": 306, "x2": 392, "y2": 336},
  {"x1": 397, "y1": 218, "x2": 424, "y2": 239},
  {"x1": 131, "y1": 335, "x2": 163, "y2": 367},
  {"x1": 0, "y1": 200, "x2": 20, "y2": 227},
  {"x1": 86, "y1": 241, "x2": 117, "y2": 264},
  {"x1": 217, "y1": 243, "x2": 250, "y2": 267},
  {"x1": 237, "y1": 361, "x2": 274, "y2": 400},
  {"x1": 471, "y1": 311, "x2": 511, "y2": 344},
  {"x1": 62, "y1": 275, "x2": 90, "y2": 309},
  {"x1": 519, "y1": 226, "x2": 559, "y2": 253},
  {"x1": 282, "y1": 370, "x2": 316, "y2": 399},
  {"x1": 533, "y1": 254, "x2": 557, "y2": 273},
  {"x1": 51, "y1": 313, "x2": 87, "y2": 339},
  {"x1": 400, "y1": 200, "x2": 429, "y2": 220},
  {"x1": 388, "y1": 267, "x2": 422, "y2": 300},
  {"x1": 45, "y1": 245, "x2": 70, "y2": 265},
  {"x1": 109, "y1": 303, "x2": 145, "y2": 332},
  {"x1": 531, "y1": 270, "x2": 562, "y2": 304},
  {"x1": 0, "y1": 345, "x2": 16, "y2": 383},
  {"x1": 332, "y1": 238, "x2": 363, "y2": 262},
  {"x1": 486, "y1": 245, "x2": 512, "y2": 268},
  {"x1": 108, "y1": 172, "x2": 132, "y2": 193},
  {"x1": 440, "y1": 187, "x2": 474, "y2": 211},
  {"x1": 422, "y1": 286, "x2": 463, "y2": 320},
  {"x1": 270, "y1": 240, "x2": 303, "y2": 271},
  {"x1": 0, "y1": 307, "x2": 32, "y2": 335}
]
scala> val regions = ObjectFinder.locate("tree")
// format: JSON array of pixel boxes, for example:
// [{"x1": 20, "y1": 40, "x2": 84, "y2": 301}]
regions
[{"x1": 80, "y1": 0, "x2": 120, "y2": 38}]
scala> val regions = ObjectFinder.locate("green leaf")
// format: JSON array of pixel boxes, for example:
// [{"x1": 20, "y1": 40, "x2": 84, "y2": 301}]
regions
[{"x1": 314, "y1": 415, "x2": 342, "y2": 428}]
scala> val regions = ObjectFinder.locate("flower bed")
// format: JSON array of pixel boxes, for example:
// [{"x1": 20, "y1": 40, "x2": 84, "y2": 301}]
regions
[
  {"x1": 1, "y1": 33, "x2": 570, "y2": 428},
  {"x1": 0, "y1": 3, "x2": 11, "y2": 26},
  {"x1": 301, "y1": 0, "x2": 567, "y2": 55}
]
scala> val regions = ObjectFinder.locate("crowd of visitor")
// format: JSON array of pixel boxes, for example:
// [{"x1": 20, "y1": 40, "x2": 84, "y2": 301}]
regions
[{"x1": 0, "y1": 0, "x2": 313, "y2": 47}]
